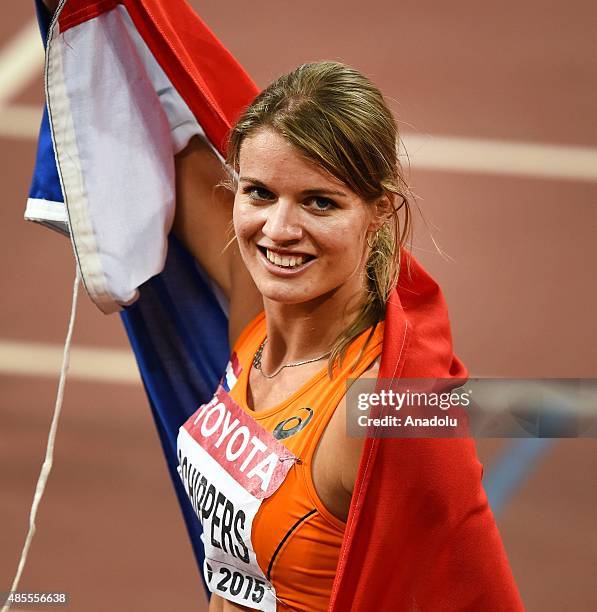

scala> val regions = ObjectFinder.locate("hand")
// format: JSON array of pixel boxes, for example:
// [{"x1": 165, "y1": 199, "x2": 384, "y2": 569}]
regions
[{"x1": 41, "y1": 0, "x2": 60, "y2": 13}]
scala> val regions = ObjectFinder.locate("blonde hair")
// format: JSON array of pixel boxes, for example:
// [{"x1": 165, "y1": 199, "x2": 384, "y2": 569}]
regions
[{"x1": 224, "y1": 61, "x2": 413, "y2": 379}]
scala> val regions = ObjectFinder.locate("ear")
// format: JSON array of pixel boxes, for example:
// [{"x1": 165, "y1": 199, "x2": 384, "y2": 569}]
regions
[{"x1": 369, "y1": 194, "x2": 395, "y2": 232}]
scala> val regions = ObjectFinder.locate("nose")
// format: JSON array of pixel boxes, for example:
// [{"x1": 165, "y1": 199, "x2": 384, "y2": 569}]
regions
[{"x1": 262, "y1": 199, "x2": 303, "y2": 243}]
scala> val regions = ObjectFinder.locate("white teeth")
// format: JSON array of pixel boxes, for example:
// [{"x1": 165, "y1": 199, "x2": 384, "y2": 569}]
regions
[{"x1": 265, "y1": 249, "x2": 309, "y2": 268}]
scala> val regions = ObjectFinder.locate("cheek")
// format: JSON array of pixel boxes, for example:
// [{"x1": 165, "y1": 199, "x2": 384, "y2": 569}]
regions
[
  {"x1": 327, "y1": 218, "x2": 371, "y2": 277},
  {"x1": 232, "y1": 202, "x2": 242, "y2": 240},
  {"x1": 316, "y1": 216, "x2": 368, "y2": 258},
  {"x1": 233, "y1": 200, "x2": 258, "y2": 243}
]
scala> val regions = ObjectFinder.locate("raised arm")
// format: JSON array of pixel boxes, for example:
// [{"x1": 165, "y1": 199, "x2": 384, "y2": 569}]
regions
[
  {"x1": 39, "y1": 0, "x2": 262, "y2": 343},
  {"x1": 173, "y1": 136, "x2": 263, "y2": 347},
  {"x1": 173, "y1": 136, "x2": 235, "y2": 297}
]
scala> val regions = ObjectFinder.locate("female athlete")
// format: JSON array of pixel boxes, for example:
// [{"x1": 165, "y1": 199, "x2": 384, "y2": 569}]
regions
[
  {"x1": 174, "y1": 61, "x2": 405, "y2": 611},
  {"x1": 35, "y1": 2, "x2": 523, "y2": 610}
]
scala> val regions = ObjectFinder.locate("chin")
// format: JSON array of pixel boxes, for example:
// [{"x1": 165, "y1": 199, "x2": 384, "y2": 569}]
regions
[
  {"x1": 256, "y1": 283, "x2": 318, "y2": 305},
  {"x1": 254, "y1": 273, "x2": 347, "y2": 307}
]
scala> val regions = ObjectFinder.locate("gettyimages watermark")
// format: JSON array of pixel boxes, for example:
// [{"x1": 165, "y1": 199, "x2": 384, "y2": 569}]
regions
[{"x1": 345, "y1": 378, "x2": 597, "y2": 438}]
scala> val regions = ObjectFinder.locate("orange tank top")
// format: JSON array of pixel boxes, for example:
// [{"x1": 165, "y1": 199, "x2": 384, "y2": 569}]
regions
[
  {"x1": 177, "y1": 312, "x2": 384, "y2": 612},
  {"x1": 228, "y1": 311, "x2": 384, "y2": 611}
]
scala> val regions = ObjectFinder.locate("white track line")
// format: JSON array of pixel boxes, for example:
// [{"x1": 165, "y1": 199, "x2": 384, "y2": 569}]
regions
[
  {"x1": 400, "y1": 133, "x2": 597, "y2": 182},
  {"x1": 0, "y1": 20, "x2": 45, "y2": 105},
  {"x1": 0, "y1": 340, "x2": 140, "y2": 384},
  {"x1": 1, "y1": 103, "x2": 597, "y2": 182},
  {"x1": 0, "y1": 104, "x2": 42, "y2": 138},
  {"x1": 0, "y1": 21, "x2": 596, "y2": 182}
]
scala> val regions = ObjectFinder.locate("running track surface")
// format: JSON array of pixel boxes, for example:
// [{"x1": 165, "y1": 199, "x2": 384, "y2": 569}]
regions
[{"x1": 1, "y1": 2, "x2": 596, "y2": 610}]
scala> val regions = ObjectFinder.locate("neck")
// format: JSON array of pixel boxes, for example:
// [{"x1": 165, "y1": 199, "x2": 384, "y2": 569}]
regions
[{"x1": 261, "y1": 284, "x2": 365, "y2": 371}]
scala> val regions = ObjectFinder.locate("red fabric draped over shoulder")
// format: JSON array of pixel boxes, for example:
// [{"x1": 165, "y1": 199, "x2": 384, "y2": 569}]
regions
[{"x1": 329, "y1": 249, "x2": 523, "y2": 611}]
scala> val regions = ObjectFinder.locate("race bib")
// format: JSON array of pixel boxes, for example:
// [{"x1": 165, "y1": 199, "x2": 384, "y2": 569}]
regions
[{"x1": 177, "y1": 385, "x2": 297, "y2": 610}]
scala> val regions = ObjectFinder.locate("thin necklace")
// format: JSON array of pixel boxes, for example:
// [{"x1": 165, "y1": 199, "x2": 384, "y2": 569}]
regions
[{"x1": 252, "y1": 337, "x2": 331, "y2": 379}]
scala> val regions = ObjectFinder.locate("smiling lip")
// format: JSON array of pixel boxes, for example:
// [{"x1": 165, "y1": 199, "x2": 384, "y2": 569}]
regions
[
  {"x1": 257, "y1": 245, "x2": 314, "y2": 257},
  {"x1": 256, "y1": 246, "x2": 317, "y2": 276}
]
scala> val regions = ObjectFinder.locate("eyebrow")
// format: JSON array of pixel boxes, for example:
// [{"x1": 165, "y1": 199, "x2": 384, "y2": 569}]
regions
[{"x1": 239, "y1": 176, "x2": 348, "y2": 198}]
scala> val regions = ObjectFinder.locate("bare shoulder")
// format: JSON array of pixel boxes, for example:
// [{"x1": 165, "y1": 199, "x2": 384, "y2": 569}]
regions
[{"x1": 338, "y1": 355, "x2": 381, "y2": 495}]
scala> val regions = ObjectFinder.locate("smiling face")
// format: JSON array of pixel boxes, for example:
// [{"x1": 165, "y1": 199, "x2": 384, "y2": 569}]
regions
[{"x1": 233, "y1": 128, "x2": 381, "y2": 308}]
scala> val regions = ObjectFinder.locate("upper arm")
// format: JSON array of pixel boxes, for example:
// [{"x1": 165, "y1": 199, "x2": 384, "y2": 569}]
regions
[
  {"x1": 173, "y1": 136, "x2": 264, "y2": 347},
  {"x1": 173, "y1": 135, "x2": 236, "y2": 297}
]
